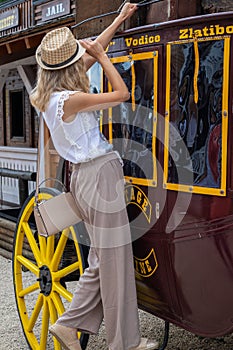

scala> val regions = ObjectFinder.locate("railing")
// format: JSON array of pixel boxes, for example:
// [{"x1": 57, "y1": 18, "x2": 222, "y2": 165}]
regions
[
  {"x1": 0, "y1": 168, "x2": 36, "y2": 206},
  {"x1": 0, "y1": 147, "x2": 37, "y2": 205}
]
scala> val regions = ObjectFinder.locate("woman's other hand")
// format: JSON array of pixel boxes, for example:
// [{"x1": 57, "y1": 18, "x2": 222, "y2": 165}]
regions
[
  {"x1": 82, "y1": 3, "x2": 138, "y2": 71},
  {"x1": 117, "y1": 3, "x2": 138, "y2": 21}
]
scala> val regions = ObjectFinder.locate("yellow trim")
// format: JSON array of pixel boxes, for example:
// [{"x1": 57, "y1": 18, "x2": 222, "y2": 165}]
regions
[
  {"x1": 131, "y1": 61, "x2": 136, "y2": 111},
  {"x1": 125, "y1": 176, "x2": 151, "y2": 187},
  {"x1": 164, "y1": 37, "x2": 229, "y2": 196},
  {"x1": 99, "y1": 67, "x2": 104, "y2": 133},
  {"x1": 110, "y1": 51, "x2": 155, "y2": 64},
  {"x1": 108, "y1": 81, "x2": 113, "y2": 144},
  {"x1": 153, "y1": 51, "x2": 158, "y2": 186},
  {"x1": 109, "y1": 51, "x2": 158, "y2": 187},
  {"x1": 163, "y1": 44, "x2": 171, "y2": 187},
  {"x1": 193, "y1": 38, "x2": 199, "y2": 104},
  {"x1": 163, "y1": 182, "x2": 226, "y2": 196},
  {"x1": 221, "y1": 36, "x2": 230, "y2": 193}
]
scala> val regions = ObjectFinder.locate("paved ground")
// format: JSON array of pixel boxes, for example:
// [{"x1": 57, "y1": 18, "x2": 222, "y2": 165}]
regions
[{"x1": 0, "y1": 255, "x2": 232, "y2": 349}]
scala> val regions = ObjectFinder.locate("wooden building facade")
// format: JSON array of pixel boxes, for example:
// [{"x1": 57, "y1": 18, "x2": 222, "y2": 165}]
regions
[
  {"x1": 0, "y1": 0, "x2": 76, "y2": 204},
  {"x1": 0, "y1": 0, "x2": 232, "y2": 205}
]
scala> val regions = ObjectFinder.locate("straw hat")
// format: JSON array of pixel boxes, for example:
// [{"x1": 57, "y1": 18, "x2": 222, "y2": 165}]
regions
[{"x1": 36, "y1": 27, "x2": 86, "y2": 70}]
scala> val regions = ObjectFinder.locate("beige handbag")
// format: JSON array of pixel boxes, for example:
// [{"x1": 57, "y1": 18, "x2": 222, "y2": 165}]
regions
[
  {"x1": 34, "y1": 115, "x2": 82, "y2": 237},
  {"x1": 34, "y1": 180, "x2": 82, "y2": 237}
]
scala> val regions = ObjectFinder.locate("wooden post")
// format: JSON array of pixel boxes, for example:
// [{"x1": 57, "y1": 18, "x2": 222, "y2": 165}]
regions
[
  {"x1": 43, "y1": 119, "x2": 51, "y2": 180},
  {"x1": 17, "y1": 65, "x2": 35, "y2": 95},
  {"x1": 0, "y1": 70, "x2": 9, "y2": 93}
]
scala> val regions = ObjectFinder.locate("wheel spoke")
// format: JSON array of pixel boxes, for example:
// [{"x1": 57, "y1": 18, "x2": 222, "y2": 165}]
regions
[
  {"x1": 38, "y1": 235, "x2": 47, "y2": 263},
  {"x1": 53, "y1": 261, "x2": 80, "y2": 281},
  {"x1": 16, "y1": 255, "x2": 39, "y2": 275},
  {"x1": 50, "y1": 231, "x2": 69, "y2": 271},
  {"x1": 48, "y1": 297, "x2": 62, "y2": 350},
  {"x1": 40, "y1": 298, "x2": 49, "y2": 350},
  {"x1": 47, "y1": 296, "x2": 58, "y2": 323},
  {"x1": 54, "y1": 338, "x2": 62, "y2": 350},
  {"x1": 50, "y1": 291, "x2": 65, "y2": 316},
  {"x1": 53, "y1": 282, "x2": 73, "y2": 302},
  {"x1": 70, "y1": 227, "x2": 78, "y2": 243},
  {"x1": 22, "y1": 222, "x2": 42, "y2": 265},
  {"x1": 18, "y1": 282, "x2": 39, "y2": 297},
  {"x1": 46, "y1": 236, "x2": 55, "y2": 263},
  {"x1": 27, "y1": 293, "x2": 43, "y2": 332}
]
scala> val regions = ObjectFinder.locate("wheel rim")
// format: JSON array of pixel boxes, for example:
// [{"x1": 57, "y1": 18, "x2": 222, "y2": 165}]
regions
[{"x1": 13, "y1": 191, "x2": 85, "y2": 350}]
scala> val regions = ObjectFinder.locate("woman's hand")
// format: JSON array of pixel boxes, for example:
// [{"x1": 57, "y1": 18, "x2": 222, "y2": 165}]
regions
[
  {"x1": 79, "y1": 39, "x2": 106, "y2": 61},
  {"x1": 117, "y1": 2, "x2": 138, "y2": 21}
]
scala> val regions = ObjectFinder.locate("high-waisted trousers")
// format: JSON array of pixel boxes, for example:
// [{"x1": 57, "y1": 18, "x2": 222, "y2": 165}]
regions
[{"x1": 56, "y1": 152, "x2": 140, "y2": 350}]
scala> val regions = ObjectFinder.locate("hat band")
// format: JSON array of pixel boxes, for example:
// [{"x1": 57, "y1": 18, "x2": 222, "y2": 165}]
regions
[{"x1": 41, "y1": 44, "x2": 80, "y2": 68}]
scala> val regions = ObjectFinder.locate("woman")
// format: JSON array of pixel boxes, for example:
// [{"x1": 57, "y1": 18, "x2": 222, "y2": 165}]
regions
[{"x1": 30, "y1": 3, "x2": 159, "y2": 350}]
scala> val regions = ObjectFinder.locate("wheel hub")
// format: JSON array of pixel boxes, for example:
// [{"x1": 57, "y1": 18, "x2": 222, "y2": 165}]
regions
[{"x1": 38, "y1": 265, "x2": 52, "y2": 296}]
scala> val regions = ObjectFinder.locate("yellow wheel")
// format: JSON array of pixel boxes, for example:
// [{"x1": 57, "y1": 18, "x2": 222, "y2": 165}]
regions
[{"x1": 13, "y1": 189, "x2": 89, "y2": 350}]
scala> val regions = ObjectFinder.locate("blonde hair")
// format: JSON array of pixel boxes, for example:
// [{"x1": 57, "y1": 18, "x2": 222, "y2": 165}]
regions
[{"x1": 30, "y1": 58, "x2": 90, "y2": 111}]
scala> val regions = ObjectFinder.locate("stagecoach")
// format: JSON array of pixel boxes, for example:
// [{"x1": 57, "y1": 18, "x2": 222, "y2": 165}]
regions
[{"x1": 12, "y1": 8, "x2": 233, "y2": 350}]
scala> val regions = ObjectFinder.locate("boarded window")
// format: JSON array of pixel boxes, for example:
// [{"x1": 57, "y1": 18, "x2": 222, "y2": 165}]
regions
[{"x1": 10, "y1": 89, "x2": 24, "y2": 139}]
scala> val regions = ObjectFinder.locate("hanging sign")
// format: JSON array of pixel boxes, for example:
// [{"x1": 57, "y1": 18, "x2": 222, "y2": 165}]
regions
[
  {"x1": 0, "y1": 8, "x2": 19, "y2": 31},
  {"x1": 41, "y1": 0, "x2": 70, "y2": 21}
]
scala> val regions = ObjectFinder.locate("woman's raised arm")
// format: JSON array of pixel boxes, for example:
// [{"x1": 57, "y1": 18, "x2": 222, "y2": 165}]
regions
[{"x1": 82, "y1": 3, "x2": 138, "y2": 71}]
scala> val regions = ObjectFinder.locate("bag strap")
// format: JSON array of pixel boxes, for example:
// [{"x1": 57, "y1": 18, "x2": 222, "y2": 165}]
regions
[
  {"x1": 37, "y1": 177, "x2": 67, "y2": 192},
  {"x1": 35, "y1": 112, "x2": 43, "y2": 204},
  {"x1": 35, "y1": 114, "x2": 67, "y2": 204}
]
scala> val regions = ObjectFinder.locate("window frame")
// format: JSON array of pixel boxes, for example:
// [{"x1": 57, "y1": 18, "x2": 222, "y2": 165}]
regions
[
  {"x1": 107, "y1": 51, "x2": 158, "y2": 188},
  {"x1": 164, "y1": 36, "x2": 230, "y2": 196}
]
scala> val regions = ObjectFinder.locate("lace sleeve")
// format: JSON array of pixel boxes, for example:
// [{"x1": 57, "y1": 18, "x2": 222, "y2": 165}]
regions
[
  {"x1": 56, "y1": 91, "x2": 77, "y2": 121},
  {"x1": 56, "y1": 91, "x2": 82, "y2": 151}
]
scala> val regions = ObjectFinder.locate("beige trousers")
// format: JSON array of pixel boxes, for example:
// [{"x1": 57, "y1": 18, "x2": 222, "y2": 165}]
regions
[{"x1": 57, "y1": 152, "x2": 140, "y2": 350}]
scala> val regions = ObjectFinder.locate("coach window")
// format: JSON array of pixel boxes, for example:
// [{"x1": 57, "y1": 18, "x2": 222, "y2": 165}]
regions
[
  {"x1": 107, "y1": 51, "x2": 158, "y2": 187},
  {"x1": 164, "y1": 37, "x2": 230, "y2": 196}
]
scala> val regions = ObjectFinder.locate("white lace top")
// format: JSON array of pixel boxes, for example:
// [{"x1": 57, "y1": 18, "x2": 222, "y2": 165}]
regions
[{"x1": 42, "y1": 91, "x2": 113, "y2": 163}]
